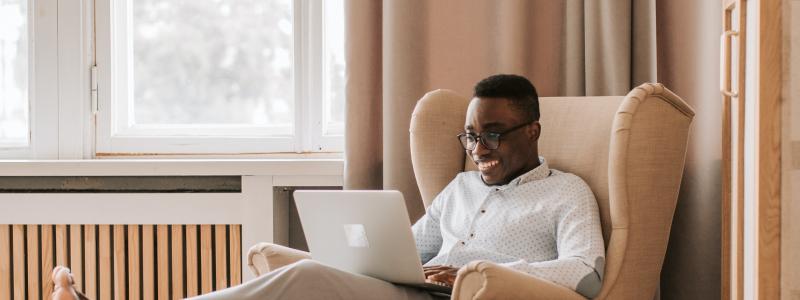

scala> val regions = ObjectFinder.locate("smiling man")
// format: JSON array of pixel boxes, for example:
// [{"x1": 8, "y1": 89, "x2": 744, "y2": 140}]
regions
[{"x1": 414, "y1": 74, "x2": 606, "y2": 298}]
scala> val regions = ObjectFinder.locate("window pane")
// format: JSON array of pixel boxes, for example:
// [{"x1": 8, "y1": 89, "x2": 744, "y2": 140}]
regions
[
  {"x1": 322, "y1": 0, "x2": 344, "y2": 136},
  {"x1": 132, "y1": 0, "x2": 293, "y2": 130},
  {"x1": 0, "y1": 0, "x2": 29, "y2": 147}
]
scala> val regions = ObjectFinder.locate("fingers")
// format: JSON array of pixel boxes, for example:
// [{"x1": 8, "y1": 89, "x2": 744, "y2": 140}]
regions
[
  {"x1": 423, "y1": 265, "x2": 458, "y2": 286},
  {"x1": 423, "y1": 265, "x2": 455, "y2": 277},
  {"x1": 426, "y1": 273, "x2": 456, "y2": 286}
]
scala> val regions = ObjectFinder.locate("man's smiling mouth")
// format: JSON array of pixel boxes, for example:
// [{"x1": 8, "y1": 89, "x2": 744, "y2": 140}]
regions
[{"x1": 477, "y1": 160, "x2": 499, "y2": 172}]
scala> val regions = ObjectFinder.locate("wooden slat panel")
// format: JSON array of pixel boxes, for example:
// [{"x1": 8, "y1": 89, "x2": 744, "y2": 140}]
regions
[
  {"x1": 128, "y1": 225, "x2": 141, "y2": 300},
  {"x1": 99, "y1": 225, "x2": 112, "y2": 300},
  {"x1": 12, "y1": 225, "x2": 25, "y2": 300},
  {"x1": 229, "y1": 225, "x2": 241, "y2": 286},
  {"x1": 214, "y1": 225, "x2": 228, "y2": 289},
  {"x1": 84, "y1": 226, "x2": 97, "y2": 300},
  {"x1": 113, "y1": 225, "x2": 127, "y2": 300},
  {"x1": 142, "y1": 225, "x2": 155, "y2": 300},
  {"x1": 41, "y1": 225, "x2": 54, "y2": 299},
  {"x1": 27, "y1": 225, "x2": 40, "y2": 300},
  {"x1": 185, "y1": 225, "x2": 199, "y2": 297},
  {"x1": 199, "y1": 225, "x2": 213, "y2": 294},
  {"x1": 69, "y1": 225, "x2": 83, "y2": 293},
  {"x1": 157, "y1": 225, "x2": 169, "y2": 300},
  {"x1": 171, "y1": 225, "x2": 184, "y2": 300},
  {"x1": 0, "y1": 225, "x2": 10, "y2": 300},
  {"x1": 56, "y1": 225, "x2": 68, "y2": 267}
]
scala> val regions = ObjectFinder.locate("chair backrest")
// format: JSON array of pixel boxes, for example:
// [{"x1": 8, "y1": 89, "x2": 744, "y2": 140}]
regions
[{"x1": 409, "y1": 83, "x2": 694, "y2": 299}]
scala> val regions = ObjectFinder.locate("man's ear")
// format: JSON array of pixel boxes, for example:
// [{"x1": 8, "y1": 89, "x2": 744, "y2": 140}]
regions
[{"x1": 528, "y1": 122, "x2": 541, "y2": 141}]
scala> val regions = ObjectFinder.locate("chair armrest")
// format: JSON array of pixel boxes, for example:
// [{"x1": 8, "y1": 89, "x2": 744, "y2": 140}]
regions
[
  {"x1": 452, "y1": 260, "x2": 586, "y2": 300},
  {"x1": 247, "y1": 242, "x2": 311, "y2": 277}
]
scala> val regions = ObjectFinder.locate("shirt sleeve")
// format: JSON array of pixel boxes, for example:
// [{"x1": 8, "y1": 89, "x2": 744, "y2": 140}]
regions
[
  {"x1": 498, "y1": 177, "x2": 605, "y2": 298},
  {"x1": 411, "y1": 174, "x2": 457, "y2": 264}
]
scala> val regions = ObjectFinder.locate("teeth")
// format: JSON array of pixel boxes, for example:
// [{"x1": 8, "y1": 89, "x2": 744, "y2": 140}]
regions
[{"x1": 478, "y1": 160, "x2": 498, "y2": 171}]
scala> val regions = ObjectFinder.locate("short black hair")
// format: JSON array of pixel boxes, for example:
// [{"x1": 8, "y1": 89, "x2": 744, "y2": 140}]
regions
[{"x1": 473, "y1": 74, "x2": 540, "y2": 121}]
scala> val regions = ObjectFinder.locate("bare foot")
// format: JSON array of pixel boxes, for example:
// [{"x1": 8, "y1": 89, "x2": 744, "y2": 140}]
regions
[{"x1": 51, "y1": 266, "x2": 89, "y2": 300}]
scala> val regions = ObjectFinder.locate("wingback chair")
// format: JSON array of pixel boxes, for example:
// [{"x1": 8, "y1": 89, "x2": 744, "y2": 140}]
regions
[{"x1": 247, "y1": 83, "x2": 695, "y2": 300}]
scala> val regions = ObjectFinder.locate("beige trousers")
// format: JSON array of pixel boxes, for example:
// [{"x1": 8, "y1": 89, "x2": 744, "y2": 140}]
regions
[{"x1": 189, "y1": 259, "x2": 447, "y2": 300}]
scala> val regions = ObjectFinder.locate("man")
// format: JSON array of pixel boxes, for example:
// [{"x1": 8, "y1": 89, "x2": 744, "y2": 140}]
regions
[
  {"x1": 52, "y1": 74, "x2": 604, "y2": 300},
  {"x1": 414, "y1": 74, "x2": 604, "y2": 297}
]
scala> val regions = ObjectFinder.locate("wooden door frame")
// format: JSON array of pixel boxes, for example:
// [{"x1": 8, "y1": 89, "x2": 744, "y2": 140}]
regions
[
  {"x1": 721, "y1": 0, "x2": 782, "y2": 299},
  {"x1": 754, "y1": 0, "x2": 781, "y2": 299},
  {"x1": 721, "y1": 1, "x2": 745, "y2": 298}
]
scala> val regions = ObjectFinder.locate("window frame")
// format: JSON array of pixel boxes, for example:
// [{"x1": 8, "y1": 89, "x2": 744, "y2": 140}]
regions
[
  {"x1": 94, "y1": 0, "x2": 344, "y2": 155},
  {"x1": 0, "y1": 0, "x2": 63, "y2": 159}
]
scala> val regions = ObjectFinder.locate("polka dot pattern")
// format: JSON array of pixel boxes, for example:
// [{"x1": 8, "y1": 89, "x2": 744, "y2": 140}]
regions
[{"x1": 412, "y1": 157, "x2": 605, "y2": 293}]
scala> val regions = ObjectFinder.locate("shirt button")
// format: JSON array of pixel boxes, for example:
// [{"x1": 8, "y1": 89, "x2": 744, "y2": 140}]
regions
[
  {"x1": 460, "y1": 241, "x2": 466, "y2": 245},
  {"x1": 495, "y1": 188, "x2": 500, "y2": 191},
  {"x1": 480, "y1": 209, "x2": 486, "y2": 213},
  {"x1": 469, "y1": 233, "x2": 475, "y2": 238}
]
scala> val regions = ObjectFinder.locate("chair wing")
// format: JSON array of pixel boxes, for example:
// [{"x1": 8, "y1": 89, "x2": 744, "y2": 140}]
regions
[
  {"x1": 410, "y1": 89, "x2": 472, "y2": 208},
  {"x1": 598, "y1": 83, "x2": 694, "y2": 299}
]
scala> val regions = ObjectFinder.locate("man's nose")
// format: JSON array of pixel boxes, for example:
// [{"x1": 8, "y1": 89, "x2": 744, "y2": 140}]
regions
[{"x1": 471, "y1": 140, "x2": 491, "y2": 157}]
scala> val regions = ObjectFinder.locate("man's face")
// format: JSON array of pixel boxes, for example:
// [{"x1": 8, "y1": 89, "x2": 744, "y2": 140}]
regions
[{"x1": 464, "y1": 97, "x2": 540, "y2": 185}]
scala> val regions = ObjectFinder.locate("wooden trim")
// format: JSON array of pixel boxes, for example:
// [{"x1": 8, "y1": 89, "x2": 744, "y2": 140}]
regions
[
  {"x1": 200, "y1": 225, "x2": 213, "y2": 294},
  {"x1": 27, "y1": 225, "x2": 40, "y2": 300},
  {"x1": 734, "y1": 0, "x2": 746, "y2": 297},
  {"x1": 142, "y1": 225, "x2": 155, "y2": 300},
  {"x1": 69, "y1": 225, "x2": 83, "y2": 293},
  {"x1": 230, "y1": 225, "x2": 242, "y2": 286},
  {"x1": 98, "y1": 225, "x2": 111, "y2": 300},
  {"x1": 214, "y1": 224, "x2": 229, "y2": 289},
  {"x1": 12, "y1": 225, "x2": 25, "y2": 300},
  {"x1": 84, "y1": 225, "x2": 97, "y2": 300},
  {"x1": 186, "y1": 225, "x2": 199, "y2": 297},
  {"x1": 41, "y1": 225, "x2": 54, "y2": 299},
  {"x1": 756, "y1": 0, "x2": 782, "y2": 298},
  {"x1": 113, "y1": 225, "x2": 127, "y2": 300},
  {"x1": 721, "y1": 1, "x2": 746, "y2": 298},
  {"x1": 721, "y1": 4, "x2": 732, "y2": 297},
  {"x1": 55, "y1": 225, "x2": 68, "y2": 267},
  {"x1": 128, "y1": 225, "x2": 141, "y2": 300},
  {"x1": 0, "y1": 225, "x2": 10, "y2": 300},
  {"x1": 172, "y1": 225, "x2": 185, "y2": 299},
  {"x1": 157, "y1": 225, "x2": 169, "y2": 300}
]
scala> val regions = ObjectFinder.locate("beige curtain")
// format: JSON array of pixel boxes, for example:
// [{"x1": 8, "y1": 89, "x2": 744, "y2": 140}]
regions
[
  {"x1": 656, "y1": 0, "x2": 722, "y2": 299},
  {"x1": 344, "y1": 0, "x2": 657, "y2": 221}
]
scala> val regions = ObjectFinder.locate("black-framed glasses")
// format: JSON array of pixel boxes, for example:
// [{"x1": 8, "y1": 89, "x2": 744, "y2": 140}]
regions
[{"x1": 456, "y1": 121, "x2": 533, "y2": 151}]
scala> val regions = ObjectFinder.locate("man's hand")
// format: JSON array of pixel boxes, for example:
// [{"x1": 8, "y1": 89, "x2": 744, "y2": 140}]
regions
[{"x1": 423, "y1": 265, "x2": 459, "y2": 286}]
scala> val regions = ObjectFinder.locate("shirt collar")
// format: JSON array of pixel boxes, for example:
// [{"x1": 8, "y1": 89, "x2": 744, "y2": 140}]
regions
[{"x1": 508, "y1": 157, "x2": 550, "y2": 186}]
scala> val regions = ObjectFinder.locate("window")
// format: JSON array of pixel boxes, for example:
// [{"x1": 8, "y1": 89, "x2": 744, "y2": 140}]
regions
[
  {"x1": 0, "y1": 0, "x2": 59, "y2": 159},
  {"x1": 319, "y1": 0, "x2": 345, "y2": 140},
  {"x1": 96, "y1": 0, "x2": 345, "y2": 154},
  {"x1": 0, "y1": 0, "x2": 29, "y2": 148},
  {"x1": 0, "y1": 0, "x2": 343, "y2": 158}
]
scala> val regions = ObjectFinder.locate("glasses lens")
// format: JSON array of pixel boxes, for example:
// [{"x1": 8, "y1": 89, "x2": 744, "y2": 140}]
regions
[
  {"x1": 483, "y1": 133, "x2": 500, "y2": 150},
  {"x1": 459, "y1": 134, "x2": 476, "y2": 150}
]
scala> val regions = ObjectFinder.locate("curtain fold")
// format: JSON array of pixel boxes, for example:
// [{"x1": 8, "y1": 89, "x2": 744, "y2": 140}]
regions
[{"x1": 344, "y1": 0, "x2": 657, "y2": 221}]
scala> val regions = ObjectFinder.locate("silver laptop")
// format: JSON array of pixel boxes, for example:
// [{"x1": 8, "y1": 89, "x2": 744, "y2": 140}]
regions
[{"x1": 293, "y1": 190, "x2": 452, "y2": 294}]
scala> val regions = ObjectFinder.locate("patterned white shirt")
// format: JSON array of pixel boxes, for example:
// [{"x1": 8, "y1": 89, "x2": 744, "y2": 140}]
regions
[{"x1": 411, "y1": 157, "x2": 605, "y2": 298}]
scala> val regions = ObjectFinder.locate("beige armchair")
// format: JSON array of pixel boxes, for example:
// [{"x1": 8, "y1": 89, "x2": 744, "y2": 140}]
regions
[{"x1": 248, "y1": 83, "x2": 695, "y2": 299}]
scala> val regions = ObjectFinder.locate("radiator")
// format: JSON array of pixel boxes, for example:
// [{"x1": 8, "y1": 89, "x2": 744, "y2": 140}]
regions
[{"x1": 0, "y1": 224, "x2": 242, "y2": 300}]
